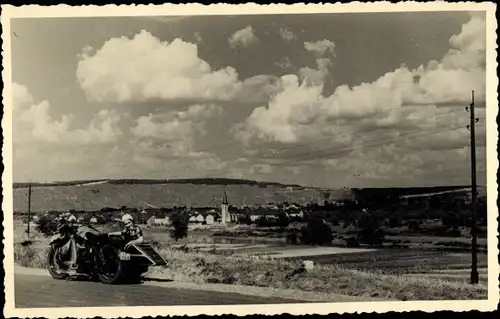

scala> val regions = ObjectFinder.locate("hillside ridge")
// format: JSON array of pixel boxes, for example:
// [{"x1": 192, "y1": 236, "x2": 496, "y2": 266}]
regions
[{"x1": 12, "y1": 177, "x2": 484, "y2": 213}]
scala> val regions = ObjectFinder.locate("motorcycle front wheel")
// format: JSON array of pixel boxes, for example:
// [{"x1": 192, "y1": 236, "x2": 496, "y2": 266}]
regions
[
  {"x1": 47, "y1": 245, "x2": 69, "y2": 280},
  {"x1": 96, "y1": 244, "x2": 124, "y2": 284}
]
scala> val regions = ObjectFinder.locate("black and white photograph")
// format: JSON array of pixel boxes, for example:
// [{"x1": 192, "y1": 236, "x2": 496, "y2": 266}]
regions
[{"x1": 2, "y1": 3, "x2": 498, "y2": 318}]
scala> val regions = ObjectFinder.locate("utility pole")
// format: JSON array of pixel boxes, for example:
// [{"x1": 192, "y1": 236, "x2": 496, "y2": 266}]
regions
[
  {"x1": 467, "y1": 90, "x2": 479, "y2": 284},
  {"x1": 27, "y1": 180, "x2": 32, "y2": 237}
]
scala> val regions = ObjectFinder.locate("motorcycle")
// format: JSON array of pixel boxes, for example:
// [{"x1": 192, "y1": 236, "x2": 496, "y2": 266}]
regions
[{"x1": 47, "y1": 219, "x2": 167, "y2": 284}]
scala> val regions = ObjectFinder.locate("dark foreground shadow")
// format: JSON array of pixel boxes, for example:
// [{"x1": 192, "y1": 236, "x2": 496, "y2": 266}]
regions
[
  {"x1": 141, "y1": 277, "x2": 174, "y2": 283},
  {"x1": 64, "y1": 275, "x2": 161, "y2": 285}
]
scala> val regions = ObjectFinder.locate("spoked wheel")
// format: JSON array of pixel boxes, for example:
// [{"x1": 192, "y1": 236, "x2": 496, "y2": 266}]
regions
[
  {"x1": 47, "y1": 245, "x2": 69, "y2": 280},
  {"x1": 96, "y1": 244, "x2": 124, "y2": 284}
]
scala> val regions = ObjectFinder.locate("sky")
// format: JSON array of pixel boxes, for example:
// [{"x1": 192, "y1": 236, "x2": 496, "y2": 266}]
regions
[{"x1": 10, "y1": 11, "x2": 488, "y2": 188}]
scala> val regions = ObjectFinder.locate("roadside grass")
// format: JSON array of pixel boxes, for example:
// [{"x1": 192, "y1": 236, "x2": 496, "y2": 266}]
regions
[
  {"x1": 148, "y1": 244, "x2": 488, "y2": 300},
  {"x1": 13, "y1": 227, "x2": 488, "y2": 301}
]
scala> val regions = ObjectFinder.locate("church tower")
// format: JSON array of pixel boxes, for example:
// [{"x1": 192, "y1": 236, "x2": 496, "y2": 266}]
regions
[{"x1": 221, "y1": 190, "x2": 229, "y2": 224}]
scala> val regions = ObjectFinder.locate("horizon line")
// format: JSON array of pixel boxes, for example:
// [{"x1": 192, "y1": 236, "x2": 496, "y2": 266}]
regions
[{"x1": 11, "y1": 177, "x2": 484, "y2": 190}]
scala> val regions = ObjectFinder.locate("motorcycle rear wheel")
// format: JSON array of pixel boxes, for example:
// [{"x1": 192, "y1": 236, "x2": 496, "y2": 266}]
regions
[
  {"x1": 96, "y1": 244, "x2": 124, "y2": 284},
  {"x1": 47, "y1": 245, "x2": 69, "y2": 280}
]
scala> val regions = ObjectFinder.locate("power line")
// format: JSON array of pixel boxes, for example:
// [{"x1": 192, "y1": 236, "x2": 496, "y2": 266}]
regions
[
  {"x1": 192, "y1": 104, "x2": 471, "y2": 155},
  {"x1": 195, "y1": 121, "x2": 484, "y2": 178},
  {"x1": 256, "y1": 118, "x2": 485, "y2": 163},
  {"x1": 189, "y1": 106, "x2": 471, "y2": 166},
  {"x1": 253, "y1": 106, "x2": 469, "y2": 156}
]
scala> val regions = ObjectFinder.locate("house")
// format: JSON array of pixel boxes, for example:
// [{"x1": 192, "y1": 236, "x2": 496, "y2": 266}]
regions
[
  {"x1": 250, "y1": 214, "x2": 261, "y2": 222},
  {"x1": 206, "y1": 214, "x2": 215, "y2": 225},
  {"x1": 147, "y1": 216, "x2": 171, "y2": 226},
  {"x1": 196, "y1": 214, "x2": 204, "y2": 223},
  {"x1": 155, "y1": 217, "x2": 170, "y2": 226},
  {"x1": 287, "y1": 210, "x2": 305, "y2": 219}
]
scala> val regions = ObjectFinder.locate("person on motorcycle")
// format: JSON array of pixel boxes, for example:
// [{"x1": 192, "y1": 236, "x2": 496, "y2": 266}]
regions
[
  {"x1": 108, "y1": 213, "x2": 144, "y2": 250},
  {"x1": 57, "y1": 213, "x2": 79, "y2": 274}
]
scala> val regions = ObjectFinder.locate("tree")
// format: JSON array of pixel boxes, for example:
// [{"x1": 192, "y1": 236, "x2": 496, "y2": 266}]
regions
[
  {"x1": 286, "y1": 228, "x2": 299, "y2": 245},
  {"x1": 408, "y1": 220, "x2": 420, "y2": 231},
  {"x1": 36, "y1": 215, "x2": 59, "y2": 236},
  {"x1": 237, "y1": 214, "x2": 252, "y2": 225},
  {"x1": 170, "y1": 211, "x2": 188, "y2": 241},
  {"x1": 276, "y1": 213, "x2": 290, "y2": 228},
  {"x1": 357, "y1": 213, "x2": 385, "y2": 247},
  {"x1": 300, "y1": 217, "x2": 333, "y2": 246}
]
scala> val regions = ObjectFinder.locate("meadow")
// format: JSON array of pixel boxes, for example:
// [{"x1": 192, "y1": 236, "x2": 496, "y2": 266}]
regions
[{"x1": 13, "y1": 220, "x2": 488, "y2": 301}]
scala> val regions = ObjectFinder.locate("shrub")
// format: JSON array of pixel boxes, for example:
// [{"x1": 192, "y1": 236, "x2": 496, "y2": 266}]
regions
[
  {"x1": 389, "y1": 216, "x2": 403, "y2": 228},
  {"x1": 170, "y1": 211, "x2": 189, "y2": 241},
  {"x1": 286, "y1": 229, "x2": 299, "y2": 245},
  {"x1": 358, "y1": 228, "x2": 385, "y2": 247},
  {"x1": 35, "y1": 215, "x2": 58, "y2": 237},
  {"x1": 300, "y1": 217, "x2": 333, "y2": 246},
  {"x1": 345, "y1": 236, "x2": 360, "y2": 247},
  {"x1": 408, "y1": 220, "x2": 420, "y2": 231}
]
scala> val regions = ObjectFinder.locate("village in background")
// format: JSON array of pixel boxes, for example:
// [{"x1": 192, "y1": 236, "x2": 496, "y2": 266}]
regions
[{"x1": 13, "y1": 178, "x2": 487, "y2": 250}]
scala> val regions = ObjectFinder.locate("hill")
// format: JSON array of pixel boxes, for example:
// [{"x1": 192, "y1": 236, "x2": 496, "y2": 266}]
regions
[
  {"x1": 13, "y1": 178, "x2": 305, "y2": 189},
  {"x1": 12, "y1": 178, "x2": 485, "y2": 213},
  {"x1": 12, "y1": 179, "x2": 352, "y2": 212}
]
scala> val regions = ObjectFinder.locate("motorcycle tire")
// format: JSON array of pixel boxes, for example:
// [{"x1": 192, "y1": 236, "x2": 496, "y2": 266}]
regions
[
  {"x1": 47, "y1": 245, "x2": 69, "y2": 280},
  {"x1": 96, "y1": 244, "x2": 124, "y2": 285}
]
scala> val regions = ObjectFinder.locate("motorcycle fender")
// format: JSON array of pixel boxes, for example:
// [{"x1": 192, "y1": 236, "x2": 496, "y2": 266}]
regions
[{"x1": 130, "y1": 244, "x2": 167, "y2": 266}]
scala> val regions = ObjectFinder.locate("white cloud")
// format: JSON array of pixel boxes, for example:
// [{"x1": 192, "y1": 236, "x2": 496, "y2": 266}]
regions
[
  {"x1": 298, "y1": 57, "x2": 332, "y2": 85},
  {"x1": 194, "y1": 32, "x2": 203, "y2": 43},
  {"x1": 72, "y1": 109, "x2": 123, "y2": 145},
  {"x1": 279, "y1": 25, "x2": 296, "y2": 42},
  {"x1": 130, "y1": 104, "x2": 222, "y2": 158},
  {"x1": 275, "y1": 57, "x2": 294, "y2": 71},
  {"x1": 76, "y1": 30, "x2": 242, "y2": 103},
  {"x1": 12, "y1": 83, "x2": 123, "y2": 146},
  {"x1": 229, "y1": 26, "x2": 259, "y2": 49},
  {"x1": 304, "y1": 39, "x2": 336, "y2": 57},
  {"x1": 234, "y1": 14, "x2": 487, "y2": 186}
]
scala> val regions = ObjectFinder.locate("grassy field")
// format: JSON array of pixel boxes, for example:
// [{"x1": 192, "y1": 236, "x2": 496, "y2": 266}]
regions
[{"x1": 13, "y1": 222, "x2": 489, "y2": 301}]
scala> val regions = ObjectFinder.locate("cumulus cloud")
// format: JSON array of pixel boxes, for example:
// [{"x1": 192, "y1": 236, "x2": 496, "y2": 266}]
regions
[
  {"x1": 234, "y1": 14, "x2": 487, "y2": 185},
  {"x1": 193, "y1": 32, "x2": 203, "y2": 43},
  {"x1": 298, "y1": 57, "x2": 332, "y2": 86},
  {"x1": 304, "y1": 39, "x2": 336, "y2": 57},
  {"x1": 229, "y1": 26, "x2": 259, "y2": 49},
  {"x1": 130, "y1": 104, "x2": 222, "y2": 158},
  {"x1": 279, "y1": 25, "x2": 296, "y2": 42},
  {"x1": 12, "y1": 83, "x2": 123, "y2": 145},
  {"x1": 236, "y1": 75, "x2": 284, "y2": 103},
  {"x1": 275, "y1": 57, "x2": 295, "y2": 71},
  {"x1": 13, "y1": 83, "x2": 73, "y2": 144},
  {"x1": 12, "y1": 83, "x2": 128, "y2": 182},
  {"x1": 77, "y1": 30, "x2": 242, "y2": 103},
  {"x1": 300, "y1": 40, "x2": 336, "y2": 85},
  {"x1": 76, "y1": 30, "x2": 278, "y2": 106}
]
